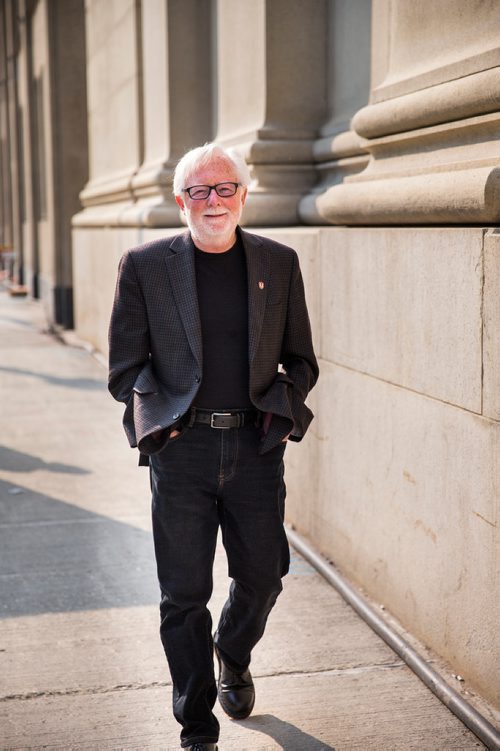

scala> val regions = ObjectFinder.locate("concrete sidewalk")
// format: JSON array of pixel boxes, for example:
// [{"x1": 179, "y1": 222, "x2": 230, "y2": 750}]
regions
[{"x1": 0, "y1": 285, "x2": 488, "y2": 750}]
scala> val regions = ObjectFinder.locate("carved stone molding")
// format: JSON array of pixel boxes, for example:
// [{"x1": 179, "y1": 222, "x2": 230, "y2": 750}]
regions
[
  {"x1": 236, "y1": 0, "x2": 328, "y2": 226},
  {"x1": 242, "y1": 132, "x2": 319, "y2": 226},
  {"x1": 299, "y1": 129, "x2": 369, "y2": 225},
  {"x1": 314, "y1": 0, "x2": 500, "y2": 226},
  {"x1": 353, "y1": 67, "x2": 500, "y2": 139},
  {"x1": 317, "y1": 110, "x2": 500, "y2": 225}
]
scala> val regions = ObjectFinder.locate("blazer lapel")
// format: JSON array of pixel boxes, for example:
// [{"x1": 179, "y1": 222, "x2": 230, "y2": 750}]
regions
[
  {"x1": 241, "y1": 229, "x2": 270, "y2": 364},
  {"x1": 164, "y1": 232, "x2": 202, "y2": 367}
]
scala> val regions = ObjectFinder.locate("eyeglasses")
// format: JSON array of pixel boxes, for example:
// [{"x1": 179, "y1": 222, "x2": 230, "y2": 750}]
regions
[{"x1": 182, "y1": 182, "x2": 241, "y2": 200}]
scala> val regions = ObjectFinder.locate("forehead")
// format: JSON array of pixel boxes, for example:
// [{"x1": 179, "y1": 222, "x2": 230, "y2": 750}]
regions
[{"x1": 186, "y1": 156, "x2": 238, "y2": 185}]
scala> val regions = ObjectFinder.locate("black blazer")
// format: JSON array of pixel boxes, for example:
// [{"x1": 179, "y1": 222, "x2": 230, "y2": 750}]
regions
[{"x1": 108, "y1": 228, "x2": 319, "y2": 462}]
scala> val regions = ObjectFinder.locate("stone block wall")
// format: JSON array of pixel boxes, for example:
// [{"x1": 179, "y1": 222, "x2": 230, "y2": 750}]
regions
[{"x1": 274, "y1": 226, "x2": 499, "y2": 708}]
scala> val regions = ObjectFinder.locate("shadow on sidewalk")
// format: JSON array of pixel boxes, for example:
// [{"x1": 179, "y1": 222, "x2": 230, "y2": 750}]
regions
[
  {"x1": 0, "y1": 478, "x2": 159, "y2": 619},
  {"x1": 0, "y1": 445, "x2": 90, "y2": 475},
  {"x1": 239, "y1": 713, "x2": 336, "y2": 750},
  {"x1": 0, "y1": 364, "x2": 106, "y2": 391}
]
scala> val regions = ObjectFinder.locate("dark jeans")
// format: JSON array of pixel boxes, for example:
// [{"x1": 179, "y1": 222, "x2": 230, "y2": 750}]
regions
[{"x1": 150, "y1": 420, "x2": 290, "y2": 748}]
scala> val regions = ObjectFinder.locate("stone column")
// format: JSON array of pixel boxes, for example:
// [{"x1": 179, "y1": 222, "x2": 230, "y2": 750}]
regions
[
  {"x1": 0, "y1": 3, "x2": 13, "y2": 252},
  {"x1": 211, "y1": 0, "x2": 266, "y2": 148},
  {"x1": 16, "y1": 0, "x2": 38, "y2": 294},
  {"x1": 126, "y1": 0, "x2": 214, "y2": 227},
  {"x1": 46, "y1": 0, "x2": 88, "y2": 326},
  {"x1": 76, "y1": 0, "x2": 142, "y2": 225},
  {"x1": 299, "y1": 0, "x2": 372, "y2": 224},
  {"x1": 1, "y1": 0, "x2": 23, "y2": 281},
  {"x1": 214, "y1": 0, "x2": 328, "y2": 226},
  {"x1": 76, "y1": 0, "x2": 214, "y2": 228},
  {"x1": 316, "y1": 0, "x2": 500, "y2": 224}
]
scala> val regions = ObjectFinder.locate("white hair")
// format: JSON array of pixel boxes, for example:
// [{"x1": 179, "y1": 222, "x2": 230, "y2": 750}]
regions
[{"x1": 172, "y1": 142, "x2": 251, "y2": 197}]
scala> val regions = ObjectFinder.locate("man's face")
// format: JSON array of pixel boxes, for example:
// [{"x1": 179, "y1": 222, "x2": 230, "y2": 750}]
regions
[{"x1": 175, "y1": 156, "x2": 247, "y2": 252}]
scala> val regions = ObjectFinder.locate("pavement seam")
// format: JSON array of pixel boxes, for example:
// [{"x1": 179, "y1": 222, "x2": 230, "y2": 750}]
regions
[{"x1": 0, "y1": 661, "x2": 406, "y2": 703}]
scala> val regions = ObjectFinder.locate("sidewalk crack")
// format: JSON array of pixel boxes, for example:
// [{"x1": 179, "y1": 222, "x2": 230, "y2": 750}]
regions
[
  {"x1": 0, "y1": 680, "x2": 171, "y2": 703},
  {"x1": 260, "y1": 660, "x2": 406, "y2": 680},
  {"x1": 1, "y1": 661, "x2": 409, "y2": 703}
]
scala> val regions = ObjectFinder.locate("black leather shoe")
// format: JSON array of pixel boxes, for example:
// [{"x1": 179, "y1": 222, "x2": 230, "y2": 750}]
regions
[
  {"x1": 187, "y1": 744, "x2": 218, "y2": 751},
  {"x1": 215, "y1": 646, "x2": 255, "y2": 720}
]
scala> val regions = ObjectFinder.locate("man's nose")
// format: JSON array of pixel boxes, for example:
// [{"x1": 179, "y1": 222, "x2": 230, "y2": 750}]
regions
[{"x1": 206, "y1": 188, "x2": 221, "y2": 205}]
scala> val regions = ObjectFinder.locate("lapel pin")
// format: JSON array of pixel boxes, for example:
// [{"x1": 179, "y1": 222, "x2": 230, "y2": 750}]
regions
[{"x1": 258, "y1": 281, "x2": 265, "y2": 290}]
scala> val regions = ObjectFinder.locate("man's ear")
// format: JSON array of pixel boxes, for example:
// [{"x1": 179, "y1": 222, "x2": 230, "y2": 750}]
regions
[
  {"x1": 175, "y1": 195, "x2": 185, "y2": 211},
  {"x1": 240, "y1": 186, "x2": 248, "y2": 207}
]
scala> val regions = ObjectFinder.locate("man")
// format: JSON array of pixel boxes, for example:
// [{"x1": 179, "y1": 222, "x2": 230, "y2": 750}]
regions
[{"x1": 108, "y1": 143, "x2": 318, "y2": 750}]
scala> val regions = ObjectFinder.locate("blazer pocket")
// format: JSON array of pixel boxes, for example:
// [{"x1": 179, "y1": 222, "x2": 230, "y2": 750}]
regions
[
  {"x1": 275, "y1": 371, "x2": 294, "y2": 386},
  {"x1": 257, "y1": 371, "x2": 295, "y2": 423},
  {"x1": 132, "y1": 361, "x2": 159, "y2": 394}
]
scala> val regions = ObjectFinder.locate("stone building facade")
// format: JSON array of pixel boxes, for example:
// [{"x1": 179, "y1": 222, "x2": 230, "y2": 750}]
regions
[{"x1": 1, "y1": 0, "x2": 498, "y2": 710}]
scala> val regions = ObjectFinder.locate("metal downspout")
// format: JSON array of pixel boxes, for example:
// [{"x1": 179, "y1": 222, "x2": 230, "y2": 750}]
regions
[{"x1": 286, "y1": 527, "x2": 500, "y2": 751}]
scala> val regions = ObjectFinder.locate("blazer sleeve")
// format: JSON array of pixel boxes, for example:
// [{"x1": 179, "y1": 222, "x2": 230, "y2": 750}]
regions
[
  {"x1": 108, "y1": 251, "x2": 151, "y2": 405},
  {"x1": 279, "y1": 251, "x2": 319, "y2": 441}
]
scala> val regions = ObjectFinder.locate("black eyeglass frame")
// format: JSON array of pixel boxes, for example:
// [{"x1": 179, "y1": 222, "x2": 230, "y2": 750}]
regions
[{"x1": 182, "y1": 182, "x2": 241, "y2": 200}]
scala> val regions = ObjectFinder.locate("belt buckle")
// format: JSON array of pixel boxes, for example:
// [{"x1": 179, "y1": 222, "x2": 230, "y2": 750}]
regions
[{"x1": 210, "y1": 411, "x2": 233, "y2": 429}]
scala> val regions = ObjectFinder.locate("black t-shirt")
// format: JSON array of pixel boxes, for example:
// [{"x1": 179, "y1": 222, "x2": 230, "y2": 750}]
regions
[{"x1": 193, "y1": 237, "x2": 252, "y2": 410}]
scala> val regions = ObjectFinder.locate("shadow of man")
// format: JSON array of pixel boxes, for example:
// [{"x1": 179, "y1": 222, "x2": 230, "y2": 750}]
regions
[{"x1": 238, "y1": 713, "x2": 336, "y2": 750}]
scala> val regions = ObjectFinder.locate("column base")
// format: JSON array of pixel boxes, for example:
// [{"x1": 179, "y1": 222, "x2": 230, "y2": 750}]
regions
[{"x1": 316, "y1": 113, "x2": 500, "y2": 225}]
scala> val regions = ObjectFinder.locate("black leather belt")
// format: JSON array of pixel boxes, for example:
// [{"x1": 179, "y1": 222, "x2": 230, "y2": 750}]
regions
[{"x1": 192, "y1": 409, "x2": 258, "y2": 429}]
